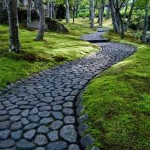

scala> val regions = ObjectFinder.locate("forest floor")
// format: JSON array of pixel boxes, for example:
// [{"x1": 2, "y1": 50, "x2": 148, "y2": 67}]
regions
[{"x1": 83, "y1": 31, "x2": 150, "y2": 150}]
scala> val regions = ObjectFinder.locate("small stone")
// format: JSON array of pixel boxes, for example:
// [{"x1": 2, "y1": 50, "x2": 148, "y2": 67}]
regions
[
  {"x1": 65, "y1": 96, "x2": 75, "y2": 101},
  {"x1": 0, "y1": 115, "x2": 10, "y2": 121},
  {"x1": 30, "y1": 107, "x2": 38, "y2": 114},
  {"x1": 52, "y1": 105, "x2": 62, "y2": 111},
  {"x1": 34, "y1": 135, "x2": 48, "y2": 146},
  {"x1": 21, "y1": 109, "x2": 29, "y2": 117},
  {"x1": 80, "y1": 134, "x2": 94, "y2": 149},
  {"x1": 9, "y1": 109, "x2": 21, "y2": 115},
  {"x1": 11, "y1": 130, "x2": 23, "y2": 141},
  {"x1": 55, "y1": 96, "x2": 64, "y2": 101},
  {"x1": 16, "y1": 139, "x2": 36, "y2": 150},
  {"x1": 91, "y1": 146, "x2": 100, "y2": 150},
  {"x1": 51, "y1": 111, "x2": 63, "y2": 120},
  {"x1": 10, "y1": 121, "x2": 22, "y2": 131},
  {"x1": 0, "y1": 138, "x2": 15, "y2": 148},
  {"x1": 40, "y1": 117, "x2": 54, "y2": 125},
  {"x1": 47, "y1": 131, "x2": 58, "y2": 141},
  {"x1": 39, "y1": 106, "x2": 51, "y2": 111},
  {"x1": 62, "y1": 108, "x2": 74, "y2": 115},
  {"x1": 78, "y1": 123, "x2": 88, "y2": 136},
  {"x1": 0, "y1": 130, "x2": 11, "y2": 140},
  {"x1": 16, "y1": 101, "x2": 29, "y2": 105},
  {"x1": 63, "y1": 102, "x2": 73, "y2": 108},
  {"x1": 21, "y1": 118, "x2": 29, "y2": 125},
  {"x1": 47, "y1": 141, "x2": 67, "y2": 150},
  {"x1": 38, "y1": 111, "x2": 50, "y2": 118},
  {"x1": 35, "y1": 147, "x2": 45, "y2": 150},
  {"x1": 10, "y1": 115, "x2": 21, "y2": 122},
  {"x1": 37, "y1": 125, "x2": 49, "y2": 134},
  {"x1": 41, "y1": 97, "x2": 53, "y2": 103},
  {"x1": 64, "y1": 116, "x2": 75, "y2": 124},
  {"x1": 50, "y1": 120, "x2": 63, "y2": 130},
  {"x1": 0, "y1": 121, "x2": 11, "y2": 130},
  {"x1": 24, "y1": 123, "x2": 39, "y2": 131},
  {"x1": 60, "y1": 125, "x2": 77, "y2": 143},
  {"x1": 28, "y1": 115, "x2": 40, "y2": 123},
  {"x1": 24, "y1": 129, "x2": 36, "y2": 140},
  {"x1": 68, "y1": 144, "x2": 80, "y2": 150},
  {"x1": 0, "y1": 110, "x2": 7, "y2": 115}
]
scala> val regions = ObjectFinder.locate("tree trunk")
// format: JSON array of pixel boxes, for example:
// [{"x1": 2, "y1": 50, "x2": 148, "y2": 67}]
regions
[
  {"x1": 66, "y1": 0, "x2": 70, "y2": 23},
  {"x1": 73, "y1": 6, "x2": 75, "y2": 23},
  {"x1": 109, "y1": 0, "x2": 119, "y2": 33},
  {"x1": 7, "y1": 0, "x2": 20, "y2": 53},
  {"x1": 98, "y1": 0, "x2": 105, "y2": 26},
  {"x1": 142, "y1": 0, "x2": 149, "y2": 43},
  {"x1": 106, "y1": 4, "x2": 110, "y2": 19},
  {"x1": 35, "y1": 0, "x2": 45, "y2": 41},
  {"x1": 52, "y1": 1, "x2": 56, "y2": 19},
  {"x1": 90, "y1": 0, "x2": 95, "y2": 28},
  {"x1": 27, "y1": 0, "x2": 31, "y2": 28}
]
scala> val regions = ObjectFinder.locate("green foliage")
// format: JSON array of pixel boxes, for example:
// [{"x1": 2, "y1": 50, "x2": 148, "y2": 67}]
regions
[
  {"x1": 0, "y1": 19, "x2": 99, "y2": 89},
  {"x1": 83, "y1": 31, "x2": 150, "y2": 150}
]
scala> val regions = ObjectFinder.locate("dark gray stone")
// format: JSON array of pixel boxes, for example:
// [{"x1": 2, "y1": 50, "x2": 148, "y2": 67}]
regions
[
  {"x1": 68, "y1": 144, "x2": 80, "y2": 150},
  {"x1": 50, "y1": 120, "x2": 63, "y2": 130},
  {"x1": 65, "y1": 96, "x2": 75, "y2": 101},
  {"x1": 0, "y1": 115, "x2": 10, "y2": 121},
  {"x1": 16, "y1": 101, "x2": 29, "y2": 105},
  {"x1": 0, "y1": 138, "x2": 15, "y2": 148},
  {"x1": 10, "y1": 121, "x2": 23, "y2": 131},
  {"x1": 38, "y1": 111, "x2": 50, "y2": 118},
  {"x1": 60, "y1": 125, "x2": 77, "y2": 143},
  {"x1": 35, "y1": 147, "x2": 45, "y2": 150},
  {"x1": 91, "y1": 146, "x2": 100, "y2": 150},
  {"x1": 0, "y1": 110, "x2": 7, "y2": 115},
  {"x1": 40, "y1": 117, "x2": 54, "y2": 125},
  {"x1": 10, "y1": 115, "x2": 21, "y2": 122},
  {"x1": 24, "y1": 129, "x2": 36, "y2": 140},
  {"x1": 16, "y1": 139, "x2": 36, "y2": 150},
  {"x1": 21, "y1": 109, "x2": 29, "y2": 117},
  {"x1": 34, "y1": 135, "x2": 48, "y2": 146},
  {"x1": 78, "y1": 123, "x2": 88, "y2": 136},
  {"x1": 21, "y1": 118, "x2": 29, "y2": 125},
  {"x1": 0, "y1": 130, "x2": 11, "y2": 140},
  {"x1": 46, "y1": 141, "x2": 67, "y2": 150},
  {"x1": 64, "y1": 116, "x2": 75, "y2": 124},
  {"x1": 40, "y1": 97, "x2": 53, "y2": 103},
  {"x1": 28, "y1": 115, "x2": 40, "y2": 123},
  {"x1": 24, "y1": 123, "x2": 39, "y2": 131},
  {"x1": 0, "y1": 121, "x2": 11, "y2": 130},
  {"x1": 52, "y1": 105, "x2": 62, "y2": 111},
  {"x1": 51, "y1": 111, "x2": 63, "y2": 120},
  {"x1": 39, "y1": 106, "x2": 51, "y2": 111},
  {"x1": 62, "y1": 108, "x2": 74, "y2": 115},
  {"x1": 30, "y1": 107, "x2": 38, "y2": 114},
  {"x1": 63, "y1": 102, "x2": 73, "y2": 108},
  {"x1": 9, "y1": 109, "x2": 21, "y2": 115},
  {"x1": 47, "y1": 131, "x2": 59, "y2": 141},
  {"x1": 11, "y1": 130, "x2": 23, "y2": 141},
  {"x1": 37, "y1": 125, "x2": 49, "y2": 134}
]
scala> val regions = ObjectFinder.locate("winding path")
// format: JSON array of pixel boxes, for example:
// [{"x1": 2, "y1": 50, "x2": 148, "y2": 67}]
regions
[{"x1": 0, "y1": 28, "x2": 135, "y2": 150}]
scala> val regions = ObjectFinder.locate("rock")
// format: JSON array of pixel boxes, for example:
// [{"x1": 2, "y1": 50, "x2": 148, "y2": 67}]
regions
[
  {"x1": 51, "y1": 111, "x2": 64, "y2": 120},
  {"x1": 40, "y1": 117, "x2": 54, "y2": 125},
  {"x1": 24, "y1": 123, "x2": 39, "y2": 131},
  {"x1": 60, "y1": 125, "x2": 77, "y2": 143},
  {"x1": 35, "y1": 147, "x2": 45, "y2": 150},
  {"x1": 10, "y1": 121, "x2": 23, "y2": 131},
  {"x1": 21, "y1": 118, "x2": 29, "y2": 125},
  {"x1": 21, "y1": 109, "x2": 29, "y2": 117},
  {"x1": 62, "y1": 108, "x2": 74, "y2": 115},
  {"x1": 38, "y1": 111, "x2": 50, "y2": 118},
  {"x1": 24, "y1": 129, "x2": 36, "y2": 140},
  {"x1": 50, "y1": 120, "x2": 63, "y2": 130},
  {"x1": 91, "y1": 146, "x2": 100, "y2": 150},
  {"x1": 0, "y1": 110, "x2": 7, "y2": 115},
  {"x1": 10, "y1": 115, "x2": 21, "y2": 122},
  {"x1": 37, "y1": 125, "x2": 49, "y2": 134},
  {"x1": 28, "y1": 115, "x2": 40, "y2": 123},
  {"x1": 47, "y1": 131, "x2": 59, "y2": 141},
  {"x1": 65, "y1": 96, "x2": 75, "y2": 102},
  {"x1": 16, "y1": 139, "x2": 36, "y2": 150},
  {"x1": 9, "y1": 109, "x2": 21, "y2": 115},
  {"x1": 0, "y1": 138, "x2": 15, "y2": 148},
  {"x1": 52, "y1": 105, "x2": 62, "y2": 111},
  {"x1": 64, "y1": 116, "x2": 75, "y2": 124},
  {"x1": 78, "y1": 123, "x2": 88, "y2": 136},
  {"x1": 80, "y1": 134, "x2": 94, "y2": 149},
  {"x1": 34, "y1": 135, "x2": 48, "y2": 146},
  {"x1": 0, "y1": 115, "x2": 10, "y2": 121},
  {"x1": 0, "y1": 130, "x2": 11, "y2": 140},
  {"x1": 68, "y1": 144, "x2": 80, "y2": 150},
  {"x1": 63, "y1": 102, "x2": 73, "y2": 108},
  {"x1": 11, "y1": 130, "x2": 23, "y2": 141},
  {"x1": 46, "y1": 141, "x2": 67, "y2": 150},
  {"x1": 39, "y1": 106, "x2": 51, "y2": 111},
  {"x1": 0, "y1": 121, "x2": 11, "y2": 130},
  {"x1": 30, "y1": 107, "x2": 38, "y2": 115}
]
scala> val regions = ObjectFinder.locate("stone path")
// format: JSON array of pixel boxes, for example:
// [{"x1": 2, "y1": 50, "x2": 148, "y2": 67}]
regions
[{"x1": 0, "y1": 28, "x2": 136, "y2": 150}]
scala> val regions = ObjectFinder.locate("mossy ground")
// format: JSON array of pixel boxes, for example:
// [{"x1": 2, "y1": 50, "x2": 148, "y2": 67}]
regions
[
  {"x1": 0, "y1": 18, "x2": 99, "y2": 89},
  {"x1": 83, "y1": 31, "x2": 150, "y2": 150}
]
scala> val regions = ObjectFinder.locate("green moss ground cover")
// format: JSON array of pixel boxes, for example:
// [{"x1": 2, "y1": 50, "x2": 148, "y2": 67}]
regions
[
  {"x1": 0, "y1": 19, "x2": 99, "y2": 89},
  {"x1": 83, "y1": 32, "x2": 150, "y2": 150}
]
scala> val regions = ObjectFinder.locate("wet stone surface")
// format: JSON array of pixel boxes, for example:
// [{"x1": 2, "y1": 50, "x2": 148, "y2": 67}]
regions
[{"x1": 0, "y1": 28, "x2": 135, "y2": 149}]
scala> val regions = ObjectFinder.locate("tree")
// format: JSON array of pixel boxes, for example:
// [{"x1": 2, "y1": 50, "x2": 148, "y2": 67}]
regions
[
  {"x1": 27, "y1": 0, "x2": 32, "y2": 28},
  {"x1": 66, "y1": 0, "x2": 70, "y2": 23},
  {"x1": 98, "y1": 0, "x2": 105, "y2": 26},
  {"x1": 35, "y1": 0, "x2": 45, "y2": 40},
  {"x1": 89, "y1": 0, "x2": 94, "y2": 28},
  {"x1": 7, "y1": 0, "x2": 20, "y2": 53}
]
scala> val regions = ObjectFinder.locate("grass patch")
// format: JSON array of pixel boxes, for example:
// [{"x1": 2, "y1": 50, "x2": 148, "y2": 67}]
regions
[
  {"x1": 0, "y1": 18, "x2": 99, "y2": 89},
  {"x1": 83, "y1": 32, "x2": 150, "y2": 150}
]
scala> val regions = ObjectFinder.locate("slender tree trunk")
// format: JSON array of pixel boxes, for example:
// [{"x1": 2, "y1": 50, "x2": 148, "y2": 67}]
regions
[
  {"x1": 142, "y1": 0, "x2": 149, "y2": 43},
  {"x1": 106, "y1": 4, "x2": 110, "y2": 19},
  {"x1": 52, "y1": 1, "x2": 56, "y2": 19},
  {"x1": 35, "y1": 0, "x2": 45, "y2": 41},
  {"x1": 90, "y1": 0, "x2": 95, "y2": 28},
  {"x1": 73, "y1": 6, "x2": 75, "y2": 23},
  {"x1": 98, "y1": 0, "x2": 105, "y2": 26},
  {"x1": 47, "y1": 2, "x2": 50, "y2": 17},
  {"x1": 7, "y1": 0, "x2": 20, "y2": 53},
  {"x1": 126, "y1": 0, "x2": 135, "y2": 30},
  {"x1": 27, "y1": 0, "x2": 31, "y2": 28},
  {"x1": 66, "y1": 0, "x2": 70, "y2": 23},
  {"x1": 109, "y1": 0, "x2": 119, "y2": 33}
]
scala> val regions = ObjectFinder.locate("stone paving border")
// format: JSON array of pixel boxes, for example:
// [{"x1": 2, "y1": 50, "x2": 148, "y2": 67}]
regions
[{"x1": 0, "y1": 28, "x2": 136, "y2": 150}]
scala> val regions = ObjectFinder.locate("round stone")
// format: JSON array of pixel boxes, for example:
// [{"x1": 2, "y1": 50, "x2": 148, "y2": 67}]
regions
[
  {"x1": 16, "y1": 139, "x2": 36, "y2": 150},
  {"x1": 47, "y1": 131, "x2": 58, "y2": 141},
  {"x1": 34, "y1": 135, "x2": 48, "y2": 146},
  {"x1": 9, "y1": 109, "x2": 21, "y2": 115},
  {"x1": 46, "y1": 141, "x2": 67, "y2": 150},
  {"x1": 0, "y1": 121, "x2": 10, "y2": 130},
  {"x1": 37, "y1": 125, "x2": 49, "y2": 134},
  {"x1": 38, "y1": 111, "x2": 50, "y2": 118},
  {"x1": 24, "y1": 123, "x2": 39, "y2": 131},
  {"x1": 11, "y1": 130, "x2": 23, "y2": 141},
  {"x1": 28, "y1": 115, "x2": 40, "y2": 123},
  {"x1": 24, "y1": 129, "x2": 36, "y2": 141},
  {"x1": 64, "y1": 116, "x2": 75, "y2": 124},
  {"x1": 68, "y1": 144, "x2": 80, "y2": 150},
  {"x1": 60, "y1": 125, "x2": 77, "y2": 143},
  {"x1": 51, "y1": 111, "x2": 63, "y2": 120},
  {"x1": 21, "y1": 109, "x2": 29, "y2": 117},
  {"x1": 63, "y1": 102, "x2": 73, "y2": 108},
  {"x1": 50, "y1": 121, "x2": 63, "y2": 130},
  {"x1": 10, "y1": 115, "x2": 21, "y2": 122},
  {"x1": 21, "y1": 118, "x2": 29, "y2": 125},
  {"x1": 40, "y1": 117, "x2": 54, "y2": 125},
  {"x1": 0, "y1": 138, "x2": 15, "y2": 148},
  {"x1": 10, "y1": 121, "x2": 23, "y2": 131},
  {"x1": 0, "y1": 110, "x2": 7, "y2": 115},
  {"x1": 0, "y1": 130, "x2": 11, "y2": 140},
  {"x1": 35, "y1": 147, "x2": 45, "y2": 150},
  {"x1": 62, "y1": 108, "x2": 74, "y2": 115},
  {"x1": 30, "y1": 107, "x2": 38, "y2": 115},
  {"x1": 52, "y1": 105, "x2": 62, "y2": 111},
  {"x1": 39, "y1": 106, "x2": 51, "y2": 111}
]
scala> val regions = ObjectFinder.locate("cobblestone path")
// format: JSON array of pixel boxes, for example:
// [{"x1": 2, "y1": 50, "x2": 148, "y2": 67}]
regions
[{"x1": 0, "y1": 29, "x2": 136, "y2": 150}]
